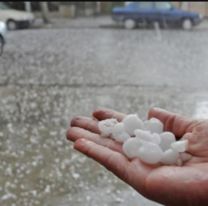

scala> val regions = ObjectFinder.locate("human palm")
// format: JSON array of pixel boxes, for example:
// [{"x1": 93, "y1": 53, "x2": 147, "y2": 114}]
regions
[{"x1": 66, "y1": 108, "x2": 208, "y2": 206}]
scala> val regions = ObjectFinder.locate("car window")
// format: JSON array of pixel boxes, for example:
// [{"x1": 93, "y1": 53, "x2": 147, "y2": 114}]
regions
[
  {"x1": 127, "y1": 3, "x2": 139, "y2": 8},
  {"x1": 0, "y1": 2, "x2": 9, "y2": 10},
  {"x1": 138, "y1": 2, "x2": 154, "y2": 9},
  {"x1": 155, "y1": 2, "x2": 172, "y2": 10}
]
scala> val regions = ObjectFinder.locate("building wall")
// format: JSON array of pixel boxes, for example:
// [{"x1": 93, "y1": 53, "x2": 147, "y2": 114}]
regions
[
  {"x1": 172, "y1": 2, "x2": 208, "y2": 16},
  {"x1": 189, "y1": 2, "x2": 206, "y2": 15},
  {"x1": 100, "y1": 2, "x2": 123, "y2": 14},
  {"x1": 6, "y1": 2, "x2": 208, "y2": 17}
]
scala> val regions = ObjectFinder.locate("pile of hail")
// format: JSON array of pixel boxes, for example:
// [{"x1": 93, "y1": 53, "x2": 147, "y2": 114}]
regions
[{"x1": 98, "y1": 114, "x2": 192, "y2": 166}]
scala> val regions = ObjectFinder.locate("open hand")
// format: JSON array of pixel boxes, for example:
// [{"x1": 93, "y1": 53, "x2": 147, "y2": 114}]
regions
[{"x1": 66, "y1": 108, "x2": 208, "y2": 206}]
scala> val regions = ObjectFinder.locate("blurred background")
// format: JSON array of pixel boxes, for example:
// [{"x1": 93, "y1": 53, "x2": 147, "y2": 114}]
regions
[{"x1": 1, "y1": 1, "x2": 208, "y2": 206}]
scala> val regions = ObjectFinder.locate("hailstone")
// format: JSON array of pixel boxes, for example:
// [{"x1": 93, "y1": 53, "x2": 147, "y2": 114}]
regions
[
  {"x1": 134, "y1": 129, "x2": 161, "y2": 144},
  {"x1": 114, "y1": 132, "x2": 130, "y2": 143},
  {"x1": 171, "y1": 140, "x2": 188, "y2": 153},
  {"x1": 161, "y1": 149, "x2": 179, "y2": 165},
  {"x1": 122, "y1": 138, "x2": 142, "y2": 158},
  {"x1": 122, "y1": 114, "x2": 143, "y2": 136},
  {"x1": 137, "y1": 141, "x2": 163, "y2": 164},
  {"x1": 98, "y1": 118, "x2": 118, "y2": 136},
  {"x1": 112, "y1": 122, "x2": 126, "y2": 135},
  {"x1": 144, "y1": 118, "x2": 163, "y2": 134},
  {"x1": 160, "y1": 132, "x2": 176, "y2": 151}
]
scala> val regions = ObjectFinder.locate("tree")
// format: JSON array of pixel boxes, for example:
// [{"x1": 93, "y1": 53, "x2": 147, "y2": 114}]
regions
[
  {"x1": 40, "y1": 2, "x2": 50, "y2": 24},
  {"x1": 24, "y1": 2, "x2": 32, "y2": 12}
]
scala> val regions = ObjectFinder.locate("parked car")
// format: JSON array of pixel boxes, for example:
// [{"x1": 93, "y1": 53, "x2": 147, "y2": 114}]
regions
[
  {"x1": 0, "y1": 2, "x2": 35, "y2": 30},
  {"x1": 0, "y1": 21, "x2": 6, "y2": 55},
  {"x1": 112, "y1": 2, "x2": 203, "y2": 30}
]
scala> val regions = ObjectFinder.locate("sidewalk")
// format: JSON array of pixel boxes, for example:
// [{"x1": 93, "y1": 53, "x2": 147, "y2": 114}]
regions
[
  {"x1": 32, "y1": 16, "x2": 208, "y2": 30},
  {"x1": 49, "y1": 15, "x2": 114, "y2": 29}
]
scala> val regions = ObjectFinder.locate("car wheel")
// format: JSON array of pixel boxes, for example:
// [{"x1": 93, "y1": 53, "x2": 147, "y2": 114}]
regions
[
  {"x1": 182, "y1": 19, "x2": 192, "y2": 30},
  {"x1": 124, "y1": 19, "x2": 136, "y2": 29},
  {"x1": 7, "y1": 20, "x2": 17, "y2": 31},
  {"x1": 0, "y1": 36, "x2": 4, "y2": 56}
]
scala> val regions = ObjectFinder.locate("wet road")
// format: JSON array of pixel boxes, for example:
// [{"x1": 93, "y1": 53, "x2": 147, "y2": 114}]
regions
[{"x1": 1, "y1": 22, "x2": 208, "y2": 206}]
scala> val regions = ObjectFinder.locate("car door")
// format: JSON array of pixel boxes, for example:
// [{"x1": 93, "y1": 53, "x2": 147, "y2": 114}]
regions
[
  {"x1": 136, "y1": 2, "x2": 155, "y2": 23},
  {"x1": 154, "y1": 2, "x2": 177, "y2": 25},
  {"x1": 124, "y1": 2, "x2": 140, "y2": 20}
]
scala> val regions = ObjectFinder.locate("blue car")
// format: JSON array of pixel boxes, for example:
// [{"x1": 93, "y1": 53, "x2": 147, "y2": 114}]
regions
[{"x1": 112, "y1": 2, "x2": 203, "y2": 29}]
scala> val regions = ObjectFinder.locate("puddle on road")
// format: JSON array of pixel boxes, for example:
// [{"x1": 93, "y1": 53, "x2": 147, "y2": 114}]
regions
[{"x1": 0, "y1": 86, "x2": 168, "y2": 206}]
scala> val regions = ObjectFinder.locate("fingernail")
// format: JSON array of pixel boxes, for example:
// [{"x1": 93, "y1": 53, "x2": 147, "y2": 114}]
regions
[
  {"x1": 74, "y1": 138, "x2": 91, "y2": 150},
  {"x1": 70, "y1": 116, "x2": 81, "y2": 126}
]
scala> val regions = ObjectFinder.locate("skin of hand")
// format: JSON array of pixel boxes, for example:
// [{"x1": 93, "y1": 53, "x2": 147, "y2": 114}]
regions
[{"x1": 66, "y1": 107, "x2": 208, "y2": 206}]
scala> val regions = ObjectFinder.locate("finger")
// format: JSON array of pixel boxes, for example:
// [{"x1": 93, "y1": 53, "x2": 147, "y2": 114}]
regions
[
  {"x1": 74, "y1": 139, "x2": 130, "y2": 182},
  {"x1": 71, "y1": 116, "x2": 100, "y2": 134},
  {"x1": 67, "y1": 127, "x2": 122, "y2": 152},
  {"x1": 93, "y1": 107, "x2": 126, "y2": 122},
  {"x1": 148, "y1": 108, "x2": 196, "y2": 137}
]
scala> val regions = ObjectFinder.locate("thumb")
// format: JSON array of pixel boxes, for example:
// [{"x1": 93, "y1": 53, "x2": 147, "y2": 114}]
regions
[{"x1": 148, "y1": 108, "x2": 195, "y2": 138}]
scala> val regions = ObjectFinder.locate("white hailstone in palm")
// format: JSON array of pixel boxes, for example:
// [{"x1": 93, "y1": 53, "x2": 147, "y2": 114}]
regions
[
  {"x1": 151, "y1": 133, "x2": 161, "y2": 145},
  {"x1": 180, "y1": 152, "x2": 192, "y2": 162},
  {"x1": 160, "y1": 132, "x2": 176, "y2": 151},
  {"x1": 122, "y1": 114, "x2": 143, "y2": 136},
  {"x1": 134, "y1": 129, "x2": 161, "y2": 145},
  {"x1": 171, "y1": 140, "x2": 188, "y2": 153},
  {"x1": 144, "y1": 118, "x2": 163, "y2": 134},
  {"x1": 112, "y1": 122, "x2": 130, "y2": 143},
  {"x1": 123, "y1": 138, "x2": 142, "y2": 158},
  {"x1": 161, "y1": 149, "x2": 179, "y2": 165},
  {"x1": 114, "y1": 132, "x2": 130, "y2": 143},
  {"x1": 98, "y1": 118, "x2": 118, "y2": 137},
  {"x1": 137, "y1": 141, "x2": 163, "y2": 164},
  {"x1": 134, "y1": 129, "x2": 152, "y2": 141},
  {"x1": 112, "y1": 122, "x2": 126, "y2": 135},
  {"x1": 143, "y1": 120, "x2": 149, "y2": 130}
]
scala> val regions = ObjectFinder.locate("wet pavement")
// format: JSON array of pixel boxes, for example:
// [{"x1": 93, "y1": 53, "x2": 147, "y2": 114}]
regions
[{"x1": 1, "y1": 18, "x2": 208, "y2": 206}]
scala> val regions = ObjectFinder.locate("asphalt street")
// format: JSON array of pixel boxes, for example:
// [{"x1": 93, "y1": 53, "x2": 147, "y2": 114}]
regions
[{"x1": 1, "y1": 17, "x2": 208, "y2": 206}]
